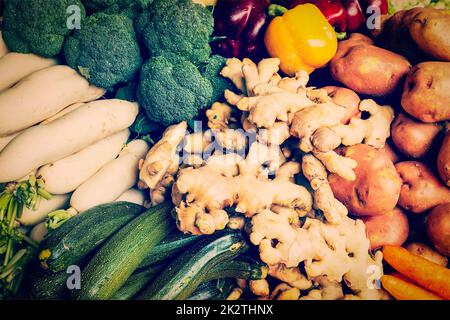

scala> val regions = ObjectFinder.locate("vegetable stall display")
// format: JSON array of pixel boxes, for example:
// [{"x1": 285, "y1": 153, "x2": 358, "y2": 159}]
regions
[{"x1": 0, "y1": 0, "x2": 449, "y2": 301}]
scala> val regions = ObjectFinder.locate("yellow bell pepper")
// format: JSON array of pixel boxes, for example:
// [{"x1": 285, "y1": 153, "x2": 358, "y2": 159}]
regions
[{"x1": 264, "y1": 3, "x2": 338, "y2": 76}]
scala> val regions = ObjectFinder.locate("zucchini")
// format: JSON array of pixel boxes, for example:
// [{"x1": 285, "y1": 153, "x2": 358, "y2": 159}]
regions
[
  {"x1": 23, "y1": 268, "x2": 69, "y2": 300},
  {"x1": 188, "y1": 279, "x2": 235, "y2": 300},
  {"x1": 39, "y1": 202, "x2": 145, "y2": 273},
  {"x1": 111, "y1": 264, "x2": 165, "y2": 300},
  {"x1": 75, "y1": 202, "x2": 174, "y2": 300},
  {"x1": 206, "y1": 256, "x2": 268, "y2": 281},
  {"x1": 137, "y1": 232, "x2": 248, "y2": 300},
  {"x1": 138, "y1": 232, "x2": 200, "y2": 270}
]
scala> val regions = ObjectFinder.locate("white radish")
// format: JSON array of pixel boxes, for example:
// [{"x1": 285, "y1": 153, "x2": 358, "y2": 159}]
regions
[
  {"x1": 0, "y1": 31, "x2": 8, "y2": 58},
  {"x1": 0, "y1": 65, "x2": 104, "y2": 136},
  {"x1": 0, "y1": 53, "x2": 57, "y2": 92},
  {"x1": 18, "y1": 193, "x2": 70, "y2": 226},
  {"x1": 37, "y1": 129, "x2": 130, "y2": 194},
  {"x1": 0, "y1": 131, "x2": 19, "y2": 153},
  {"x1": 30, "y1": 222, "x2": 48, "y2": 244},
  {"x1": 71, "y1": 140, "x2": 149, "y2": 212},
  {"x1": 40, "y1": 102, "x2": 86, "y2": 125},
  {"x1": 115, "y1": 188, "x2": 147, "y2": 206},
  {"x1": 0, "y1": 99, "x2": 139, "y2": 183}
]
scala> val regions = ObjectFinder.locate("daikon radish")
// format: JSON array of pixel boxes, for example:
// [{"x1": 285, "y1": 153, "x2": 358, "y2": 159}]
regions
[
  {"x1": 115, "y1": 188, "x2": 146, "y2": 206},
  {"x1": 30, "y1": 222, "x2": 48, "y2": 244},
  {"x1": 0, "y1": 31, "x2": 8, "y2": 58},
  {"x1": 40, "y1": 103, "x2": 86, "y2": 125},
  {"x1": 0, "y1": 99, "x2": 139, "y2": 183},
  {"x1": 71, "y1": 140, "x2": 149, "y2": 212},
  {"x1": 37, "y1": 129, "x2": 130, "y2": 194},
  {"x1": 18, "y1": 194, "x2": 70, "y2": 226},
  {"x1": 0, "y1": 65, "x2": 98, "y2": 136},
  {"x1": 0, "y1": 131, "x2": 19, "y2": 152},
  {"x1": 0, "y1": 53, "x2": 56, "y2": 92}
]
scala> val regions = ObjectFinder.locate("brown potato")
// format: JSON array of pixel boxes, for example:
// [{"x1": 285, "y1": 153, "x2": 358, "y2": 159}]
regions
[
  {"x1": 378, "y1": 8, "x2": 433, "y2": 64},
  {"x1": 409, "y1": 8, "x2": 450, "y2": 62},
  {"x1": 406, "y1": 242, "x2": 448, "y2": 266},
  {"x1": 396, "y1": 161, "x2": 450, "y2": 214},
  {"x1": 380, "y1": 142, "x2": 402, "y2": 164},
  {"x1": 426, "y1": 203, "x2": 450, "y2": 257},
  {"x1": 401, "y1": 62, "x2": 450, "y2": 123},
  {"x1": 329, "y1": 144, "x2": 402, "y2": 216},
  {"x1": 330, "y1": 33, "x2": 412, "y2": 97},
  {"x1": 323, "y1": 86, "x2": 361, "y2": 124},
  {"x1": 438, "y1": 131, "x2": 450, "y2": 186},
  {"x1": 362, "y1": 207, "x2": 409, "y2": 250},
  {"x1": 391, "y1": 112, "x2": 441, "y2": 158}
]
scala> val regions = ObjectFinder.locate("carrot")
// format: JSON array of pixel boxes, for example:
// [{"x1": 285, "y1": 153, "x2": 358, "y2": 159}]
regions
[
  {"x1": 381, "y1": 275, "x2": 443, "y2": 300},
  {"x1": 383, "y1": 245, "x2": 450, "y2": 299}
]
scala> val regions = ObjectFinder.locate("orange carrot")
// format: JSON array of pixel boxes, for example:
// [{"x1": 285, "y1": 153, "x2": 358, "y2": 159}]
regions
[
  {"x1": 383, "y1": 245, "x2": 450, "y2": 299},
  {"x1": 381, "y1": 275, "x2": 443, "y2": 300},
  {"x1": 390, "y1": 272, "x2": 415, "y2": 284}
]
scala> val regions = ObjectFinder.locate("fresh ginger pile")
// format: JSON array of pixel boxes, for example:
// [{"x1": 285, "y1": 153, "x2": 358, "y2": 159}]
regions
[{"x1": 138, "y1": 57, "x2": 395, "y2": 300}]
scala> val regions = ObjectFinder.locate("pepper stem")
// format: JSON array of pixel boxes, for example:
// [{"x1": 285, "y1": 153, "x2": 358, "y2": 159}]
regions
[{"x1": 268, "y1": 4, "x2": 288, "y2": 17}]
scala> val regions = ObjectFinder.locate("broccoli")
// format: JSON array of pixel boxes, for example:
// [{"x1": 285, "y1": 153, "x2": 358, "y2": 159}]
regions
[
  {"x1": 2, "y1": 0, "x2": 86, "y2": 57},
  {"x1": 82, "y1": 0, "x2": 152, "y2": 18},
  {"x1": 135, "y1": 0, "x2": 213, "y2": 65},
  {"x1": 199, "y1": 55, "x2": 234, "y2": 105},
  {"x1": 64, "y1": 12, "x2": 142, "y2": 89},
  {"x1": 137, "y1": 53, "x2": 213, "y2": 126}
]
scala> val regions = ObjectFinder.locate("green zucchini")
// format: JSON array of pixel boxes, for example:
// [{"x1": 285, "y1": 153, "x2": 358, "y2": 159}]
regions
[
  {"x1": 23, "y1": 268, "x2": 69, "y2": 300},
  {"x1": 188, "y1": 279, "x2": 235, "y2": 300},
  {"x1": 138, "y1": 232, "x2": 200, "y2": 270},
  {"x1": 137, "y1": 232, "x2": 248, "y2": 300},
  {"x1": 39, "y1": 202, "x2": 145, "y2": 273},
  {"x1": 111, "y1": 264, "x2": 165, "y2": 300},
  {"x1": 75, "y1": 202, "x2": 174, "y2": 300},
  {"x1": 206, "y1": 256, "x2": 268, "y2": 281}
]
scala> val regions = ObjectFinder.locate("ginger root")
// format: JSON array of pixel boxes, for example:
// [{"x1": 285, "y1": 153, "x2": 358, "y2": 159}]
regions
[
  {"x1": 139, "y1": 122, "x2": 186, "y2": 205},
  {"x1": 172, "y1": 142, "x2": 312, "y2": 235}
]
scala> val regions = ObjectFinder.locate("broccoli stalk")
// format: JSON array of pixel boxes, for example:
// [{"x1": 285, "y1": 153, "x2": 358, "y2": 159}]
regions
[
  {"x1": 137, "y1": 53, "x2": 213, "y2": 126},
  {"x1": 64, "y1": 12, "x2": 143, "y2": 89},
  {"x1": 135, "y1": 0, "x2": 214, "y2": 65}
]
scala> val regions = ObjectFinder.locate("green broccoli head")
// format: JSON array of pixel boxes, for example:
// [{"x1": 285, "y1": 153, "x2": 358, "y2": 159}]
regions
[
  {"x1": 64, "y1": 12, "x2": 143, "y2": 90},
  {"x1": 199, "y1": 55, "x2": 234, "y2": 105},
  {"x1": 135, "y1": 0, "x2": 213, "y2": 65},
  {"x1": 82, "y1": 0, "x2": 152, "y2": 18},
  {"x1": 2, "y1": 0, "x2": 86, "y2": 57},
  {"x1": 137, "y1": 53, "x2": 213, "y2": 126}
]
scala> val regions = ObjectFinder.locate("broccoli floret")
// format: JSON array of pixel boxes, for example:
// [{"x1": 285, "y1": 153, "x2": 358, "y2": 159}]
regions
[
  {"x1": 2, "y1": 0, "x2": 86, "y2": 57},
  {"x1": 64, "y1": 12, "x2": 142, "y2": 89},
  {"x1": 199, "y1": 55, "x2": 234, "y2": 105},
  {"x1": 135, "y1": 0, "x2": 213, "y2": 65},
  {"x1": 82, "y1": 0, "x2": 152, "y2": 18},
  {"x1": 137, "y1": 53, "x2": 213, "y2": 126}
]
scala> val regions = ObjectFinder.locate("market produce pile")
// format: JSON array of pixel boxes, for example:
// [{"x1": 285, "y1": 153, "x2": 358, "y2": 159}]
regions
[{"x1": 0, "y1": 0, "x2": 449, "y2": 301}]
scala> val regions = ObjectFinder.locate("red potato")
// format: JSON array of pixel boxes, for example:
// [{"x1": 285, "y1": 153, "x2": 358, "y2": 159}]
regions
[
  {"x1": 426, "y1": 203, "x2": 450, "y2": 257},
  {"x1": 362, "y1": 207, "x2": 409, "y2": 250},
  {"x1": 391, "y1": 112, "x2": 441, "y2": 159},
  {"x1": 396, "y1": 161, "x2": 450, "y2": 214},
  {"x1": 438, "y1": 132, "x2": 450, "y2": 186},
  {"x1": 323, "y1": 86, "x2": 361, "y2": 124},
  {"x1": 401, "y1": 62, "x2": 450, "y2": 123},
  {"x1": 330, "y1": 33, "x2": 411, "y2": 97},
  {"x1": 329, "y1": 144, "x2": 402, "y2": 216}
]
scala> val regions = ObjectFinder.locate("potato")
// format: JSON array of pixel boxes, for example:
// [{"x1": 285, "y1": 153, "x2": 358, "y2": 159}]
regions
[
  {"x1": 396, "y1": 161, "x2": 450, "y2": 214},
  {"x1": 380, "y1": 142, "x2": 402, "y2": 164},
  {"x1": 409, "y1": 8, "x2": 450, "y2": 62},
  {"x1": 438, "y1": 131, "x2": 450, "y2": 186},
  {"x1": 426, "y1": 203, "x2": 450, "y2": 257},
  {"x1": 391, "y1": 112, "x2": 441, "y2": 158},
  {"x1": 329, "y1": 144, "x2": 402, "y2": 216},
  {"x1": 362, "y1": 207, "x2": 409, "y2": 250},
  {"x1": 406, "y1": 242, "x2": 448, "y2": 267},
  {"x1": 330, "y1": 33, "x2": 411, "y2": 97},
  {"x1": 401, "y1": 62, "x2": 450, "y2": 123},
  {"x1": 323, "y1": 86, "x2": 361, "y2": 124}
]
